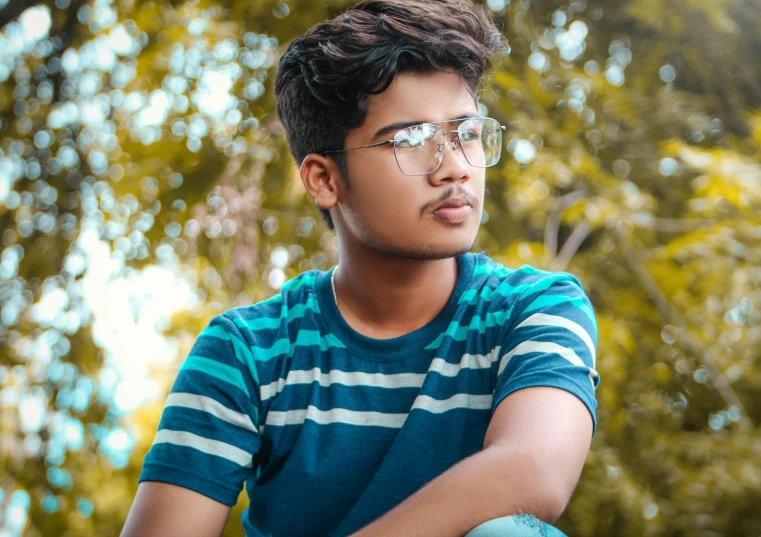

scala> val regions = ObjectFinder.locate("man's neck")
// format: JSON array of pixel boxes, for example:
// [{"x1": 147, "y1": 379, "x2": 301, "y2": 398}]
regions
[{"x1": 333, "y1": 243, "x2": 460, "y2": 340}]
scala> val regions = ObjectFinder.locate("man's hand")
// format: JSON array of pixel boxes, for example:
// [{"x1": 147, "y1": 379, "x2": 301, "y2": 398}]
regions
[{"x1": 120, "y1": 481, "x2": 232, "y2": 537}]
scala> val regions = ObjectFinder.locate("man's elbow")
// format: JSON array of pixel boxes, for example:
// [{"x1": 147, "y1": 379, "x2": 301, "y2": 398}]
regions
[
  {"x1": 508, "y1": 485, "x2": 567, "y2": 525},
  {"x1": 489, "y1": 447, "x2": 576, "y2": 525},
  {"x1": 525, "y1": 457, "x2": 578, "y2": 524},
  {"x1": 535, "y1": 487, "x2": 570, "y2": 525}
]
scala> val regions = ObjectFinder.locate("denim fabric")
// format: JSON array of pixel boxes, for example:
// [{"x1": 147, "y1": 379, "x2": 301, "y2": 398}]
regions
[{"x1": 464, "y1": 514, "x2": 568, "y2": 537}]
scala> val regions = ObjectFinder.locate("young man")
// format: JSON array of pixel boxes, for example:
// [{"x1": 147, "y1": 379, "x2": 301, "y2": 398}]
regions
[{"x1": 121, "y1": 1, "x2": 600, "y2": 536}]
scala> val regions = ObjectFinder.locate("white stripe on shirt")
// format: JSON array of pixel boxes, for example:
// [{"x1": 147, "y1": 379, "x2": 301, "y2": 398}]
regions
[
  {"x1": 259, "y1": 347, "x2": 503, "y2": 401},
  {"x1": 166, "y1": 392, "x2": 257, "y2": 433},
  {"x1": 152, "y1": 429, "x2": 254, "y2": 467},
  {"x1": 514, "y1": 313, "x2": 596, "y2": 366}
]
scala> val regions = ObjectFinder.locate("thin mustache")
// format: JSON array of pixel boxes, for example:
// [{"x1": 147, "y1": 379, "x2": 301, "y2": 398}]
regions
[{"x1": 421, "y1": 189, "x2": 478, "y2": 217}]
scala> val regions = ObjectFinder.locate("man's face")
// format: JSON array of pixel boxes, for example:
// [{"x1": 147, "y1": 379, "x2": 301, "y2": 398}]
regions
[{"x1": 335, "y1": 71, "x2": 486, "y2": 261}]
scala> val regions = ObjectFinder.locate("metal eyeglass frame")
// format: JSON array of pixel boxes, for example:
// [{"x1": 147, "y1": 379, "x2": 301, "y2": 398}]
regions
[{"x1": 322, "y1": 116, "x2": 506, "y2": 176}]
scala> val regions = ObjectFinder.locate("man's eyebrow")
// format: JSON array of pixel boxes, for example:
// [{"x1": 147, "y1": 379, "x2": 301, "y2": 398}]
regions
[{"x1": 372, "y1": 113, "x2": 479, "y2": 140}]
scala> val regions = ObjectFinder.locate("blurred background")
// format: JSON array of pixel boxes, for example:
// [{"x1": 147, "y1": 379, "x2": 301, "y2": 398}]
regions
[{"x1": 1, "y1": 0, "x2": 760, "y2": 535}]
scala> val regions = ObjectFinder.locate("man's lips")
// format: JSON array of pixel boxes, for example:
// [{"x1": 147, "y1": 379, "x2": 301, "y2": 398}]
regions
[
  {"x1": 433, "y1": 205, "x2": 473, "y2": 223},
  {"x1": 433, "y1": 197, "x2": 469, "y2": 210}
]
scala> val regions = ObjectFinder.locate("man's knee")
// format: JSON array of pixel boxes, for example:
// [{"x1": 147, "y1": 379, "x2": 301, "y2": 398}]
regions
[{"x1": 464, "y1": 514, "x2": 567, "y2": 537}]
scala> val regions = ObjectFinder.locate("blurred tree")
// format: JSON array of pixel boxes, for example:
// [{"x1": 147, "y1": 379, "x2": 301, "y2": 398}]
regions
[{"x1": 0, "y1": 0, "x2": 759, "y2": 536}]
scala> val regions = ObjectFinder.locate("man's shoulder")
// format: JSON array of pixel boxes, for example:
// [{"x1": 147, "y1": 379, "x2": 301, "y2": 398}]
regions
[
  {"x1": 467, "y1": 252, "x2": 589, "y2": 310},
  {"x1": 215, "y1": 269, "x2": 323, "y2": 337},
  {"x1": 471, "y1": 253, "x2": 596, "y2": 344},
  {"x1": 470, "y1": 255, "x2": 597, "y2": 382}
]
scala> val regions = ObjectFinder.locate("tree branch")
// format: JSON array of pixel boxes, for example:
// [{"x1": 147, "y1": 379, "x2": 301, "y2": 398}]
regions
[
  {"x1": 551, "y1": 220, "x2": 591, "y2": 272},
  {"x1": 544, "y1": 206, "x2": 560, "y2": 264},
  {"x1": 544, "y1": 190, "x2": 587, "y2": 266},
  {"x1": 625, "y1": 213, "x2": 718, "y2": 232},
  {"x1": 612, "y1": 226, "x2": 752, "y2": 430}
]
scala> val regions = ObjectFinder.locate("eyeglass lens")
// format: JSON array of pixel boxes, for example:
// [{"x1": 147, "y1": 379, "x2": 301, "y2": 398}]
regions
[{"x1": 392, "y1": 118, "x2": 502, "y2": 176}]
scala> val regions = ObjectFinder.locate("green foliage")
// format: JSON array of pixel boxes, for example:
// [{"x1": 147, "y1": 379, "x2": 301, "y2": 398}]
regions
[{"x1": 0, "y1": 0, "x2": 759, "y2": 535}]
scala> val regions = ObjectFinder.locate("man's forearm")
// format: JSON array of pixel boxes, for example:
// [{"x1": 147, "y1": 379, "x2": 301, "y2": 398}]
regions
[{"x1": 348, "y1": 444, "x2": 567, "y2": 537}]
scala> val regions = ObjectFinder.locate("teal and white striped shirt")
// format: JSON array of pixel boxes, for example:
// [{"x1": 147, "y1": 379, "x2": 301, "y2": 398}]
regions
[{"x1": 139, "y1": 251, "x2": 599, "y2": 537}]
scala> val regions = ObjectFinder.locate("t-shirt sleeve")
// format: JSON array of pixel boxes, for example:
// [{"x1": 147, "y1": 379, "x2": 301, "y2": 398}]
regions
[
  {"x1": 139, "y1": 312, "x2": 261, "y2": 505},
  {"x1": 492, "y1": 271, "x2": 600, "y2": 436}
]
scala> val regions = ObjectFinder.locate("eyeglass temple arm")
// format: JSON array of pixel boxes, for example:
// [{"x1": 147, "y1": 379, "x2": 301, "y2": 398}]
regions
[{"x1": 323, "y1": 140, "x2": 394, "y2": 155}]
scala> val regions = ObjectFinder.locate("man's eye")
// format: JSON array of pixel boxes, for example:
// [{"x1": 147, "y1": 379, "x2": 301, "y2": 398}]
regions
[{"x1": 460, "y1": 129, "x2": 478, "y2": 141}]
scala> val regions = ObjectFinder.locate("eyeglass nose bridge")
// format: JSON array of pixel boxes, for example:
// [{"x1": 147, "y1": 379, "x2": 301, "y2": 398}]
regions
[
  {"x1": 435, "y1": 134, "x2": 466, "y2": 161},
  {"x1": 426, "y1": 132, "x2": 468, "y2": 175}
]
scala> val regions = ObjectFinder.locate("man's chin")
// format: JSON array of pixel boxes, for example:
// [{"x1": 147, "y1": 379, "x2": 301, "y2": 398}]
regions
[{"x1": 377, "y1": 238, "x2": 477, "y2": 262}]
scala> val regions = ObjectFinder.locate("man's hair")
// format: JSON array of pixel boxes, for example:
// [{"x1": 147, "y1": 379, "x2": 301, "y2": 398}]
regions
[{"x1": 274, "y1": 0, "x2": 507, "y2": 230}]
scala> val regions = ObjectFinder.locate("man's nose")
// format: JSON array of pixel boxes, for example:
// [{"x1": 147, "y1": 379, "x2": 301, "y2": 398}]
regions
[{"x1": 429, "y1": 137, "x2": 471, "y2": 185}]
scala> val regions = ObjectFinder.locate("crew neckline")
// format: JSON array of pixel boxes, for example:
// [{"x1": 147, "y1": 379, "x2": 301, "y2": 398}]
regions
[{"x1": 314, "y1": 252, "x2": 476, "y2": 360}]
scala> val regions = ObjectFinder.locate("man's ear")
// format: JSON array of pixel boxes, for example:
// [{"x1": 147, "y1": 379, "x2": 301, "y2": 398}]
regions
[{"x1": 299, "y1": 153, "x2": 342, "y2": 211}]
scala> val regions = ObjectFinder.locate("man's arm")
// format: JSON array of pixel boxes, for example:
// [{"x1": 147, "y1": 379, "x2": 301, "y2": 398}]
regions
[
  {"x1": 124, "y1": 313, "x2": 261, "y2": 536},
  {"x1": 120, "y1": 481, "x2": 232, "y2": 537},
  {"x1": 348, "y1": 386, "x2": 593, "y2": 537}
]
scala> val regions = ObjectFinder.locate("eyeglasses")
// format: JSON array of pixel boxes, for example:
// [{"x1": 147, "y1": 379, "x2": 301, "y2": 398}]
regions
[{"x1": 323, "y1": 117, "x2": 506, "y2": 176}]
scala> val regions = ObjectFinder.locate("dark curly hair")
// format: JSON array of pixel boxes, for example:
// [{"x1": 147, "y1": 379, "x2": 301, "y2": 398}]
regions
[{"x1": 274, "y1": 0, "x2": 507, "y2": 230}]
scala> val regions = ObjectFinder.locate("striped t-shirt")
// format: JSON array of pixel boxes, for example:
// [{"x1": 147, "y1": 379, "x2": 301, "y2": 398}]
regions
[{"x1": 139, "y1": 251, "x2": 599, "y2": 537}]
